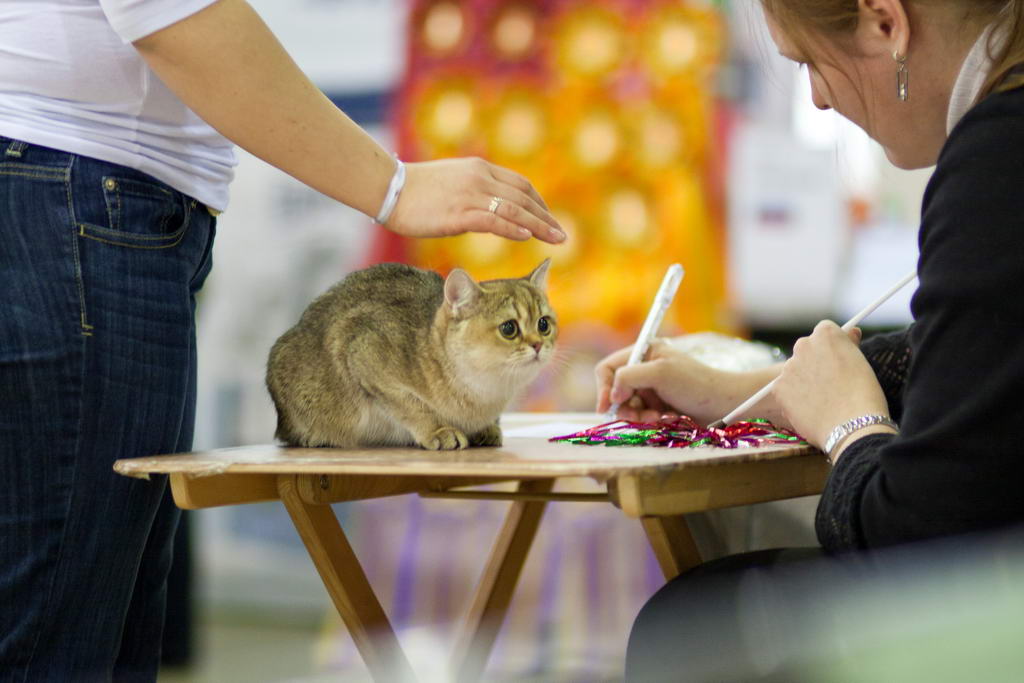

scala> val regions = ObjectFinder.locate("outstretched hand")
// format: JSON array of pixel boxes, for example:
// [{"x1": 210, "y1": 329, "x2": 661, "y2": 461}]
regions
[{"x1": 385, "y1": 157, "x2": 567, "y2": 244}]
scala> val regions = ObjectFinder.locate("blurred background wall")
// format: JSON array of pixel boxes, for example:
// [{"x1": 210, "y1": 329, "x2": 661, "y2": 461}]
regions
[{"x1": 172, "y1": 0, "x2": 929, "y2": 679}]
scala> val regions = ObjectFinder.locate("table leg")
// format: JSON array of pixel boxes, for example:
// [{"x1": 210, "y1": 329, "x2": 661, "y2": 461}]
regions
[
  {"x1": 277, "y1": 475, "x2": 416, "y2": 683},
  {"x1": 450, "y1": 479, "x2": 554, "y2": 683},
  {"x1": 641, "y1": 515, "x2": 703, "y2": 580}
]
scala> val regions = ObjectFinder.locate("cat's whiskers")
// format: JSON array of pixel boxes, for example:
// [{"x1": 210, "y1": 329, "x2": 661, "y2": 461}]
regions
[
  {"x1": 548, "y1": 344, "x2": 575, "y2": 362},
  {"x1": 543, "y1": 344, "x2": 579, "y2": 371},
  {"x1": 543, "y1": 356, "x2": 572, "y2": 376}
]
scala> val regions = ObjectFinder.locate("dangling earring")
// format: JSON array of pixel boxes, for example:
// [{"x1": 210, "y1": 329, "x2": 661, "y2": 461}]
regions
[{"x1": 894, "y1": 51, "x2": 909, "y2": 101}]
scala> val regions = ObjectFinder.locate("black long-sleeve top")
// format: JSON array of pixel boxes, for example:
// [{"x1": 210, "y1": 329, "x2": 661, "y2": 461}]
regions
[{"x1": 815, "y1": 85, "x2": 1024, "y2": 552}]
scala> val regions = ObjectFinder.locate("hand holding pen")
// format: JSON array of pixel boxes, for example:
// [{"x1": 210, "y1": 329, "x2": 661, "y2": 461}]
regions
[{"x1": 707, "y1": 270, "x2": 917, "y2": 428}]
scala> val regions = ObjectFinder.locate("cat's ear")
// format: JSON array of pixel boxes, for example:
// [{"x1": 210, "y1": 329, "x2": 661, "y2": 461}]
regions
[
  {"x1": 444, "y1": 268, "x2": 482, "y2": 315},
  {"x1": 527, "y1": 258, "x2": 551, "y2": 291}
]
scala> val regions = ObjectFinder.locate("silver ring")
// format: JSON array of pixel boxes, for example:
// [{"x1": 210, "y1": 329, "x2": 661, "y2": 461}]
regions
[{"x1": 488, "y1": 196, "x2": 503, "y2": 214}]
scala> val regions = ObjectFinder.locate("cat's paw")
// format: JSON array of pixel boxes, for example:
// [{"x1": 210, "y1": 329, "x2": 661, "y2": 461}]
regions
[
  {"x1": 469, "y1": 423, "x2": 503, "y2": 447},
  {"x1": 420, "y1": 426, "x2": 469, "y2": 450}
]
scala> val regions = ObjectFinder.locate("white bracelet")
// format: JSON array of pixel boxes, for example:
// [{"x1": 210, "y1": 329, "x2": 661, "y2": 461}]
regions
[
  {"x1": 374, "y1": 156, "x2": 405, "y2": 225},
  {"x1": 823, "y1": 414, "x2": 897, "y2": 458}
]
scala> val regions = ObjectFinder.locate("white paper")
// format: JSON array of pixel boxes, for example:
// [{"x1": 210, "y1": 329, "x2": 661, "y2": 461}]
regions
[{"x1": 502, "y1": 421, "x2": 599, "y2": 439}]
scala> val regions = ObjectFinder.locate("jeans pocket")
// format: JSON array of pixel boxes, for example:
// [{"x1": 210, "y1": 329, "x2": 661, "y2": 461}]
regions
[{"x1": 78, "y1": 176, "x2": 191, "y2": 249}]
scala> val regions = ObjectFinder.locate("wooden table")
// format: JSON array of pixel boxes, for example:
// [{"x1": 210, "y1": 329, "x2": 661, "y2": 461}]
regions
[{"x1": 114, "y1": 414, "x2": 827, "y2": 682}]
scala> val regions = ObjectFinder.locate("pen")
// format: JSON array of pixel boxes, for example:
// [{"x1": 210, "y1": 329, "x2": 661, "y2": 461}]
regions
[{"x1": 608, "y1": 263, "x2": 685, "y2": 417}]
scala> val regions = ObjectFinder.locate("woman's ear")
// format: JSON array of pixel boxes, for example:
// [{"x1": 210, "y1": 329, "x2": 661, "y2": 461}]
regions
[{"x1": 856, "y1": 0, "x2": 910, "y2": 58}]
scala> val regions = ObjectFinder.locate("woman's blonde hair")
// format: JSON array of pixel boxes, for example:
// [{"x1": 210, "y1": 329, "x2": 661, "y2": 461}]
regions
[{"x1": 760, "y1": 0, "x2": 1024, "y2": 101}]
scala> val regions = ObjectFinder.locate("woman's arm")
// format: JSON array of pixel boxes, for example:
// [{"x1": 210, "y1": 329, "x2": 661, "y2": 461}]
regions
[
  {"x1": 133, "y1": 0, "x2": 564, "y2": 243},
  {"x1": 594, "y1": 340, "x2": 789, "y2": 427},
  {"x1": 815, "y1": 89, "x2": 1024, "y2": 551},
  {"x1": 859, "y1": 327, "x2": 913, "y2": 423}
]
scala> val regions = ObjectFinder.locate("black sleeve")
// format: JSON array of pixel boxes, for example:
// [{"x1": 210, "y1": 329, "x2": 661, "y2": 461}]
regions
[
  {"x1": 815, "y1": 88, "x2": 1024, "y2": 552},
  {"x1": 859, "y1": 327, "x2": 912, "y2": 423}
]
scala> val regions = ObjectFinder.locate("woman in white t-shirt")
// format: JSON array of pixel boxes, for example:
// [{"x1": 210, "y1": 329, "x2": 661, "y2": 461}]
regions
[{"x1": 0, "y1": 1, "x2": 565, "y2": 679}]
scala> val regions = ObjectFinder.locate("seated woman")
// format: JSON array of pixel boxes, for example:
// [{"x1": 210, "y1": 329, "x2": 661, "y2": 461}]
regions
[{"x1": 594, "y1": 0, "x2": 1024, "y2": 679}]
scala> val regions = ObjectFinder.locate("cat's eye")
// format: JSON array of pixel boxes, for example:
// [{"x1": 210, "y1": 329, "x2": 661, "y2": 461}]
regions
[
  {"x1": 538, "y1": 316, "x2": 552, "y2": 335},
  {"x1": 499, "y1": 320, "x2": 519, "y2": 339}
]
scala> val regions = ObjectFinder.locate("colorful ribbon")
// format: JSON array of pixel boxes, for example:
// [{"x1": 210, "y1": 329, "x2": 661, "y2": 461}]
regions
[{"x1": 549, "y1": 416, "x2": 806, "y2": 449}]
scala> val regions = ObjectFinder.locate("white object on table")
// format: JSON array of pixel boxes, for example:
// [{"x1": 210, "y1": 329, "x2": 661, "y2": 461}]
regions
[{"x1": 608, "y1": 264, "x2": 685, "y2": 417}]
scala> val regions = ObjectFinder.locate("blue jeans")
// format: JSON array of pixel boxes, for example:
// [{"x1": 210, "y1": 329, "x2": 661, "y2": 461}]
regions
[{"x1": 0, "y1": 137, "x2": 216, "y2": 681}]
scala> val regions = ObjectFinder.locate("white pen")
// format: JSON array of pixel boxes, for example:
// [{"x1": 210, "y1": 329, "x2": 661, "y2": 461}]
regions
[{"x1": 608, "y1": 263, "x2": 685, "y2": 417}]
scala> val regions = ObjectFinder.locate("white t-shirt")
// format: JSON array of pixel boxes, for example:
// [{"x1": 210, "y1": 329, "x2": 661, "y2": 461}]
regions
[{"x1": 0, "y1": 0, "x2": 236, "y2": 211}]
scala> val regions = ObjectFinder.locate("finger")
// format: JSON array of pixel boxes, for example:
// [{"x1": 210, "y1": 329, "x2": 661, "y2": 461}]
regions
[
  {"x1": 815, "y1": 319, "x2": 858, "y2": 347},
  {"x1": 487, "y1": 163, "x2": 550, "y2": 211},
  {"x1": 607, "y1": 387, "x2": 645, "y2": 418},
  {"x1": 609, "y1": 361, "x2": 663, "y2": 404},
  {"x1": 595, "y1": 348, "x2": 637, "y2": 412},
  {"x1": 618, "y1": 406, "x2": 665, "y2": 423},
  {"x1": 596, "y1": 384, "x2": 612, "y2": 413},
  {"x1": 645, "y1": 337, "x2": 673, "y2": 361},
  {"x1": 617, "y1": 405, "x2": 640, "y2": 422},
  {"x1": 636, "y1": 388, "x2": 670, "y2": 413},
  {"x1": 847, "y1": 326, "x2": 863, "y2": 345},
  {"x1": 496, "y1": 183, "x2": 561, "y2": 231},
  {"x1": 595, "y1": 346, "x2": 635, "y2": 385},
  {"x1": 615, "y1": 397, "x2": 670, "y2": 423},
  {"x1": 486, "y1": 185, "x2": 565, "y2": 244},
  {"x1": 618, "y1": 404, "x2": 655, "y2": 423},
  {"x1": 791, "y1": 335, "x2": 810, "y2": 357},
  {"x1": 601, "y1": 381, "x2": 663, "y2": 415},
  {"x1": 468, "y1": 209, "x2": 533, "y2": 241},
  {"x1": 815, "y1": 320, "x2": 849, "y2": 346},
  {"x1": 635, "y1": 407, "x2": 667, "y2": 424}
]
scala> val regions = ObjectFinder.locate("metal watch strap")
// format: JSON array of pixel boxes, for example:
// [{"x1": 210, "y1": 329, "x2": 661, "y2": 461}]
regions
[{"x1": 823, "y1": 414, "x2": 898, "y2": 457}]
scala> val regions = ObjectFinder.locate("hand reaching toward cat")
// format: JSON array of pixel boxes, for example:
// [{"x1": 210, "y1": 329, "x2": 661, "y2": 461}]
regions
[
  {"x1": 385, "y1": 158, "x2": 567, "y2": 245},
  {"x1": 130, "y1": 2, "x2": 565, "y2": 247}
]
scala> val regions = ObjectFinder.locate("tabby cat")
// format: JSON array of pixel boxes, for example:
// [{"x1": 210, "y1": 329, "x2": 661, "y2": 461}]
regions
[{"x1": 266, "y1": 259, "x2": 556, "y2": 449}]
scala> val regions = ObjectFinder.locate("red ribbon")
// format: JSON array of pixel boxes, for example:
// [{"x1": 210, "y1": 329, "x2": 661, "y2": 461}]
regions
[{"x1": 550, "y1": 416, "x2": 806, "y2": 449}]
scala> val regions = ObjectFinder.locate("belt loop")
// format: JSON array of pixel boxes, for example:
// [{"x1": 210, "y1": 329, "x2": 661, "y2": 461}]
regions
[{"x1": 4, "y1": 140, "x2": 27, "y2": 158}]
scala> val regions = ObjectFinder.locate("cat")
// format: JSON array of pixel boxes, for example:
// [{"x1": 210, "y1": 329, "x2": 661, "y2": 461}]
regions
[{"x1": 266, "y1": 259, "x2": 556, "y2": 449}]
